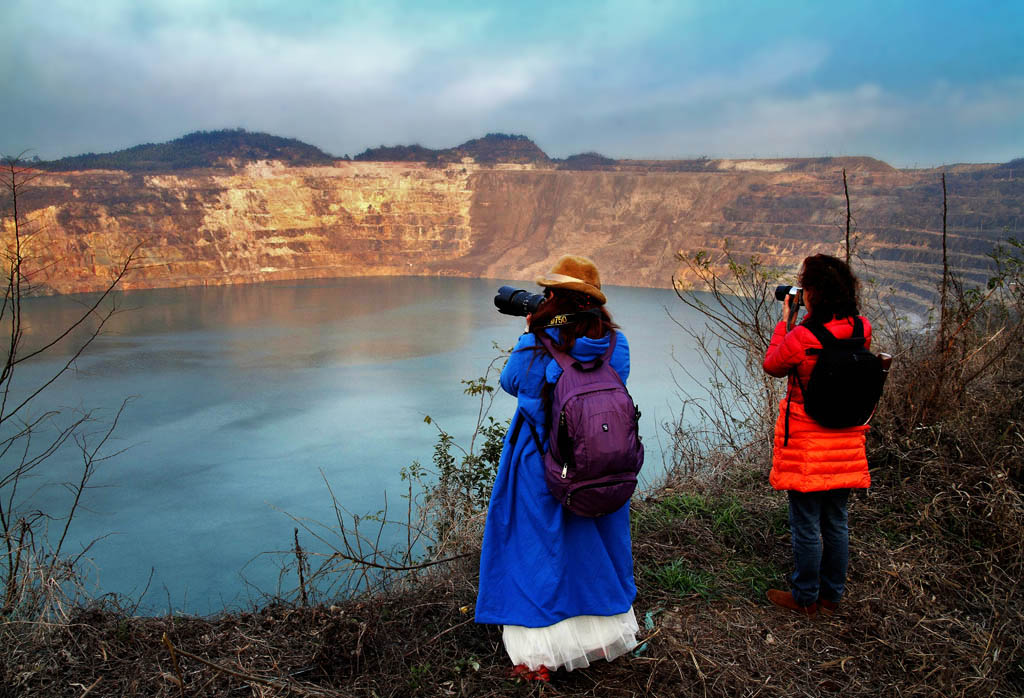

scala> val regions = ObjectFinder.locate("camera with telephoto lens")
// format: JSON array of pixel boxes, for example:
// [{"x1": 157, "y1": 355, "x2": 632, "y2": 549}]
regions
[
  {"x1": 494, "y1": 286, "x2": 545, "y2": 316},
  {"x1": 774, "y1": 285, "x2": 803, "y2": 306}
]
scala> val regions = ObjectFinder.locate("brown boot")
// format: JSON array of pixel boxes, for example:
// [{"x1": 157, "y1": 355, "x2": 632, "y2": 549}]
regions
[
  {"x1": 817, "y1": 598, "x2": 839, "y2": 616},
  {"x1": 766, "y1": 589, "x2": 817, "y2": 617}
]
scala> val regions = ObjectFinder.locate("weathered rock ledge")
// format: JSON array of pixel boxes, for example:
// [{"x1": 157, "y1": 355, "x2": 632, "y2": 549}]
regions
[{"x1": 8, "y1": 158, "x2": 1022, "y2": 313}]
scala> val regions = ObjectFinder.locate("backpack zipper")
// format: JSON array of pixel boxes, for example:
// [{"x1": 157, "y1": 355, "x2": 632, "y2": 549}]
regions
[
  {"x1": 565, "y1": 477, "x2": 636, "y2": 509},
  {"x1": 559, "y1": 411, "x2": 569, "y2": 478}
]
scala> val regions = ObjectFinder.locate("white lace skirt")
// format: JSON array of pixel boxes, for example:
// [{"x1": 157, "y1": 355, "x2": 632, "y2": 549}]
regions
[{"x1": 502, "y1": 607, "x2": 639, "y2": 672}]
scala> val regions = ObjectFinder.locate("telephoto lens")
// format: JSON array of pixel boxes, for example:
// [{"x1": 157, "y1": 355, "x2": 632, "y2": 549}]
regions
[
  {"x1": 774, "y1": 285, "x2": 802, "y2": 302},
  {"x1": 494, "y1": 286, "x2": 545, "y2": 316}
]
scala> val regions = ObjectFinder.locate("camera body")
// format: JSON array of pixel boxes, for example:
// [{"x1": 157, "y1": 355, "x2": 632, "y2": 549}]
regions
[
  {"x1": 494, "y1": 286, "x2": 545, "y2": 317},
  {"x1": 774, "y1": 285, "x2": 803, "y2": 306}
]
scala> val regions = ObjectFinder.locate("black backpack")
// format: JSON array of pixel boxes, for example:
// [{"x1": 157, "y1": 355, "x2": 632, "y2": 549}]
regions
[{"x1": 786, "y1": 317, "x2": 886, "y2": 440}]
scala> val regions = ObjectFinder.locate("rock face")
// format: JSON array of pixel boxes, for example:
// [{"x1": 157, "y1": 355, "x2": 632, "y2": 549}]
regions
[
  {"x1": 460, "y1": 160, "x2": 1022, "y2": 314},
  {"x1": 16, "y1": 161, "x2": 475, "y2": 293},
  {"x1": 8, "y1": 157, "x2": 1022, "y2": 315}
]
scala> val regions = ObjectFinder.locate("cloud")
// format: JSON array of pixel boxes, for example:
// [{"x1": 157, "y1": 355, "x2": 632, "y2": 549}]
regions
[
  {"x1": 740, "y1": 84, "x2": 895, "y2": 145},
  {"x1": 434, "y1": 55, "x2": 558, "y2": 112},
  {"x1": 2, "y1": 0, "x2": 1021, "y2": 165},
  {"x1": 569, "y1": 40, "x2": 831, "y2": 122},
  {"x1": 2, "y1": 1, "x2": 472, "y2": 155},
  {"x1": 600, "y1": 77, "x2": 1024, "y2": 166},
  {"x1": 16, "y1": 5, "x2": 436, "y2": 99}
]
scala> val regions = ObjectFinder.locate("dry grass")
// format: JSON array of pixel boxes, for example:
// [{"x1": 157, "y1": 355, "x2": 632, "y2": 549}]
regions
[
  {"x1": 4, "y1": 258, "x2": 1023, "y2": 696},
  {"x1": 4, "y1": 435, "x2": 1021, "y2": 697}
]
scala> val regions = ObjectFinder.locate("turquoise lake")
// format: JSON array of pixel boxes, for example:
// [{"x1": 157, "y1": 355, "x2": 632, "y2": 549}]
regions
[{"x1": 12, "y1": 276, "x2": 710, "y2": 614}]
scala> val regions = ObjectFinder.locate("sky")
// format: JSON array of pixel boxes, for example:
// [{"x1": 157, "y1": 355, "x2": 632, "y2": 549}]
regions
[{"x1": 2, "y1": 0, "x2": 1022, "y2": 167}]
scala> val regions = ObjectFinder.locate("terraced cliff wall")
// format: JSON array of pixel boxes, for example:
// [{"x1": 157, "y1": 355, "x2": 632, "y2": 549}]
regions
[
  {"x1": 7, "y1": 159, "x2": 1021, "y2": 314},
  {"x1": 456, "y1": 163, "x2": 1021, "y2": 312}
]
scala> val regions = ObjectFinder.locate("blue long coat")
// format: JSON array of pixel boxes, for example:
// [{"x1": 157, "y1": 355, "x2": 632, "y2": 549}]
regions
[{"x1": 475, "y1": 328, "x2": 637, "y2": 627}]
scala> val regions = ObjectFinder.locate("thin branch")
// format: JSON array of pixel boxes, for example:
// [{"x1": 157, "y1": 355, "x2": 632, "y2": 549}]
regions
[
  {"x1": 161, "y1": 633, "x2": 336, "y2": 697},
  {"x1": 324, "y1": 549, "x2": 471, "y2": 573},
  {"x1": 939, "y1": 172, "x2": 949, "y2": 352},
  {"x1": 844, "y1": 167, "x2": 851, "y2": 265},
  {"x1": 52, "y1": 399, "x2": 130, "y2": 563},
  {"x1": 14, "y1": 244, "x2": 139, "y2": 365}
]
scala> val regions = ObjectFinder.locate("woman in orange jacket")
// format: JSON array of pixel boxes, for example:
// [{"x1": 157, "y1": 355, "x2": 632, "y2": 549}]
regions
[{"x1": 762, "y1": 254, "x2": 871, "y2": 616}]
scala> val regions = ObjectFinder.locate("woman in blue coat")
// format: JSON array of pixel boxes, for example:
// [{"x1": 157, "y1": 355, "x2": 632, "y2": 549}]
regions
[{"x1": 475, "y1": 255, "x2": 638, "y2": 673}]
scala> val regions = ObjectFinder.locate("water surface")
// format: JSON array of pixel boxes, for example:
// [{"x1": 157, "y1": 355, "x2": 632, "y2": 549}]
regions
[{"x1": 14, "y1": 277, "x2": 706, "y2": 613}]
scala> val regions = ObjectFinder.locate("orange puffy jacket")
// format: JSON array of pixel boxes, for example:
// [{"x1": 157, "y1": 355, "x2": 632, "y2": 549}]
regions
[{"x1": 763, "y1": 315, "x2": 872, "y2": 492}]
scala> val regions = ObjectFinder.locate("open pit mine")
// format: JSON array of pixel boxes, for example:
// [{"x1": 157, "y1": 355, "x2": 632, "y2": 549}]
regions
[{"x1": 7, "y1": 153, "x2": 1022, "y2": 316}]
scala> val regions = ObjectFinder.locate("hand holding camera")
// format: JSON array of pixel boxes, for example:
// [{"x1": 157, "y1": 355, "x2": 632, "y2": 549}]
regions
[{"x1": 775, "y1": 285, "x2": 803, "y2": 329}]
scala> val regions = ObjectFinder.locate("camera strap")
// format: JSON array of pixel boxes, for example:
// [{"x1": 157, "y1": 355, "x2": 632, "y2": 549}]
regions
[
  {"x1": 541, "y1": 308, "x2": 601, "y2": 328},
  {"x1": 784, "y1": 370, "x2": 794, "y2": 447}
]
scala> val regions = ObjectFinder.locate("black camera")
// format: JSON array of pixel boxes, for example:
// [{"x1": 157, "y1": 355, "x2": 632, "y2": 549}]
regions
[
  {"x1": 494, "y1": 286, "x2": 545, "y2": 316},
  {"x1": 774, "y1": 285, "x2": 803, "y2": 305}
]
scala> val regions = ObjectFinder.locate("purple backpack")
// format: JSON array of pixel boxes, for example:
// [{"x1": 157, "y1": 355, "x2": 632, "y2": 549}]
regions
[{"x1": 537, "y1": 333, "x2": 644, "y2": 517}]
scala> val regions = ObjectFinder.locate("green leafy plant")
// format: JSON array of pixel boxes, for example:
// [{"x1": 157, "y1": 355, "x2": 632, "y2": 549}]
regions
[
  {"x1": 651, "y1": 559, "x2": 717, "y2": 599},
  {"x1": 724, "y1": 560, "x2": 781, "y2": 598},
  {"x1": 709, "y1": 496, "x2": 747, "y2": 537}
]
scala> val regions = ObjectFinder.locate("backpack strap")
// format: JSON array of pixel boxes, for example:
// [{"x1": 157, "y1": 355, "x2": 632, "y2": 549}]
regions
[
  {"x1": 802, "y1": 320, "x2": 836, "y2": 349},
  {"x1": 803, "y1": 317, "x2": 864, "y2": 349},
  {"x1": 525, "y1": 419, "x2": 546, "y2": 455},
  {"x1": 784, "y1": 321, "x2": 840, "y2": 446},
  {"x1": 537, "y1": 330, "x2": 618, "y2": 374},
  {"x1": 508, "y1": 410, "x2": 546, "y2": 455}
]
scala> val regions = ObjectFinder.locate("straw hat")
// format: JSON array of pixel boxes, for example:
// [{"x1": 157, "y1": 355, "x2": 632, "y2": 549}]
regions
[{"x1": 535, "y1": 255, "x2": 606, "y2": 305}]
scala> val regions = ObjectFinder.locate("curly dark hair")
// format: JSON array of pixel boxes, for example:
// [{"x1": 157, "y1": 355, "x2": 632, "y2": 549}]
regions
[
  {"x1": 528, "y1": 288, "x2": 618, "y2": 353},
  {"x1": 799, "y1": 254, "x2": 861, "y2": 321}
]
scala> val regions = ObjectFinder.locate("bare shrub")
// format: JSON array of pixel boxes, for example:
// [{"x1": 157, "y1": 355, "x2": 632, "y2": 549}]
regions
[
  {"x1": 665, "y1": 243, "x2": 788, "y2": 484},
  {"x1": 264, "y1": 349, "x2": 511, "y2": 607},
  {"x1": 869, "y1": 237, "x2": 1024, "y2": 480},
  {"x1": 0, "y1": 156, "x2": 135, "y2": 624},
  {"x1": 664, "y1": 179, "x2": 1024, "y2": 695}
]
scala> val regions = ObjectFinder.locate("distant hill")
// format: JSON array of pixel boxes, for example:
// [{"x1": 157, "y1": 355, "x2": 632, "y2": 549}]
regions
[
  {"x1": 355, "y1": 133, "x2": 549, "y2": 165},
  {"x1": 454, "y1": 134, "x2": 549, "y2": 163},
  {"x1": 37, "y1": 130, "x2": 551, "y2": 172},
  {"x1": 350, "y1": 144, "x2": 439, "y2": 163},
  {"x1": 556, "y1": 152, "x2": 619, "y2": 170},
  {"x1": 33, "y1": 127, "x2": 1022, "y2": 175},
  {"x1": 785, "y1": 156, "x2": 897, "y2": 173},
  {"x1": 40, "y1": 129, "x2": 337, "y2": 172},
  {"x1": 998, "y1": 158, "x2": 1024, "y2": 177}
]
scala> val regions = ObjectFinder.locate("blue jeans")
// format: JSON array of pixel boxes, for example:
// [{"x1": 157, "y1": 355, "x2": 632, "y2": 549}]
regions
[{"x1": 787, "y1": 489, "x2": 850, "y2": 607}]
